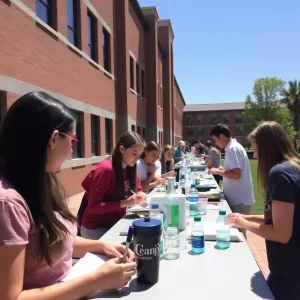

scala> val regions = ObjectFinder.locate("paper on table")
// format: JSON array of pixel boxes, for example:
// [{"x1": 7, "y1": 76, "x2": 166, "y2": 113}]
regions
[
  {"x1": 187, "y1": 221, "x2": 242, "y2": 242},
  {"x1": 61, "y1": 252, "x2": 108, "y2": 282},
  {"x1": 207, "y1": 204, "x2": 220, "y2": 210}
]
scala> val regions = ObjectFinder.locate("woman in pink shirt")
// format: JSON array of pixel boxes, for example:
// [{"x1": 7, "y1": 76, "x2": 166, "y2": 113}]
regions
[
  {"x1": 0, "y1": 92, "x2": 136, "y2": 299},
  {"x1": 81, "y1": 131, "x2": 147, "y2": 240}
]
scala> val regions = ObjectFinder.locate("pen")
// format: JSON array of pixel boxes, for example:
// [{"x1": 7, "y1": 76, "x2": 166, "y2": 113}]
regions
[
  {"x1": 130, "y1": 189, "x2": 136, "y2": 195},
  {"x1": 123, "y1": 226, "x2": 133, "y2": 263}
]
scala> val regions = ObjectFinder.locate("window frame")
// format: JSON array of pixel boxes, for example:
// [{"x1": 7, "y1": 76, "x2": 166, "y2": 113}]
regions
[
  {"x1": 102, "y1": 27, "x2": 111, "y2": 72},
  {"x1": 36, "y1": 0, "x2": 53, "y2": 27},
  {"x1": 91, "y1": 115, "x2": 99, "y2": 156},
  {"x1": 87, "y1": 10, "x2": 98, "y2": 62},
  {"x1": 105, "y1": 118, "x2": 112, "y2": 154},
  {"x1": 67, "y1": 0, "x2": 79, "y2": 47},
  {"x1": 72, "y1": 110, "x2": 83, "y2": 158},
  {"x1": 130, "y1": 56, "x2": 134, "y2": 90}
]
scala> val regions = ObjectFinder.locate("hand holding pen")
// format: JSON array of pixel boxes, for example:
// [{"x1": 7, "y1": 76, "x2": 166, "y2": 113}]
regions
[{"x1": 125, "y1": 190, "x2": 148, "y2": 207}]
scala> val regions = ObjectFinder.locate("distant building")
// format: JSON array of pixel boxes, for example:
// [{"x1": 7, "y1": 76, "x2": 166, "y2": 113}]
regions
[{"x1": 183, "y1": 102, "x2": 249, "y2": 147}]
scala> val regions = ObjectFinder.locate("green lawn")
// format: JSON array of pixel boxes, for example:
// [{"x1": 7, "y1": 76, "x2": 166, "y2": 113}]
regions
[
  {"x1": 249, "y1": 159, "x2": 264, "y2": 215},
  {"x1": 220, "y1": 159, "x2": 264, "y2": 215}
]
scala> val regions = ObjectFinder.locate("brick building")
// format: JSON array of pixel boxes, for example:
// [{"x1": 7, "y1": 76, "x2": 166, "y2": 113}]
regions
[
  {"x1": 183, "y1": 102, "x2": 249, "y2": 147},
  {"x1": 0, "y1": 0, "x2": 185, "y2": 196}
]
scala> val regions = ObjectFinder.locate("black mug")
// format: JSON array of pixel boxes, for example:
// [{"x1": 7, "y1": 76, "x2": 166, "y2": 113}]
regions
[{"x1": 132, "y1": 217, "x2": 162, "y2": 284}]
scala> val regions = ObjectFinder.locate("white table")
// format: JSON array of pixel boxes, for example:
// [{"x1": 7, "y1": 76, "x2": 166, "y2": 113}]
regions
[{"x1": 72, "y1": 179, "x2": 274, "y2": 299}]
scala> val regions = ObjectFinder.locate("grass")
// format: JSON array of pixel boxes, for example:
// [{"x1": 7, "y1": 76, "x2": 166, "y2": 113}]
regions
[
  {"x1": 249, "y1": 159, "x2": 264, "y2": 215},
  {"x1": 220, "y1": 159, "x2": 264, "y2": 215}
]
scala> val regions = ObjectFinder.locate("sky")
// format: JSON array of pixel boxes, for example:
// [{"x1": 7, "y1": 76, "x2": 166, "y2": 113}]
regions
[{"x1": 138, "y1": 0, "x2": 300, "y2": 105}]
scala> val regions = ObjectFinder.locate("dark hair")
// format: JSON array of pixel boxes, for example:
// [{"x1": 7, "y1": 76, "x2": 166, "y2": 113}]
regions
[
  {"x1": 205, "y1": 140, "x2": 221, "y2": 158},
  {"x1": 210, "y1": 123, "x2": 231, "y2": 138},
  {"x1": 141, "y1": 141, "x2": 161, "y2": 159},
  {"x1": 0, "y1": 91, "x2": 77, "y2": 265},
  {"x1": 111, "y1": 131, "x2": 145, "y2": 199},
  {"x1": 193, "y1": 140, "x2": 200, "y2": 145}
]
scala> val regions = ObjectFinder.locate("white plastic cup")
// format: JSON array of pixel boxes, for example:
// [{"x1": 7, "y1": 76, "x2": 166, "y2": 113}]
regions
[{"x1": 198, "y1": 198, "x2": 208, "y2": 215}]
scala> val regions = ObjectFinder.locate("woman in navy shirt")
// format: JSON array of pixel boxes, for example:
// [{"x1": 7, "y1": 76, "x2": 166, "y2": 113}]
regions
[{"x1": 228, "y1": 121, "x2": 300, "y2": 300}]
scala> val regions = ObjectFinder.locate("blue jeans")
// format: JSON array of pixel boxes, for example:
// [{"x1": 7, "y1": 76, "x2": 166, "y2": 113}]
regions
[{"x1": 267, "y1": 273, "x2": 300, "y2": 300}]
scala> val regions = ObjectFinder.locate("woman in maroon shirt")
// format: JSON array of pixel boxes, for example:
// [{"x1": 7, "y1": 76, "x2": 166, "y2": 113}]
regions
[{"x1": 81, "y1": 131, "x2": 147, "y2": 240}]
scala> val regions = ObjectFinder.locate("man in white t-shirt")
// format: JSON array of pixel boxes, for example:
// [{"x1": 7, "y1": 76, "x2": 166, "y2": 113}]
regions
[{"x1": 209, "y1": 124, "x2": 255, "y2": 215}]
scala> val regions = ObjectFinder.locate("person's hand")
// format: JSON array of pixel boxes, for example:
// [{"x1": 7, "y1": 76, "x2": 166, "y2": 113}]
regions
[
  {"x1": 158, "y1": 178, "x2": 167, "y2": 186},
  {"x1": 208, "y1": 167, "x2": 219, "y2": 175},
  {"x1": 227, "y1": 213, "x2": 249, "y2": 229},
  {"x1": 148, "y1": 164, "x2": 156, "y2": 174},
  {"x1": 93, "y1": 258, "x2": 136, "y2": 290},
  {"x1": 125, "y1": 193, "x2": 147, "y2": 208},
  {"x1": 101, "y1": 242, "x2": 135, "y2": 262}
]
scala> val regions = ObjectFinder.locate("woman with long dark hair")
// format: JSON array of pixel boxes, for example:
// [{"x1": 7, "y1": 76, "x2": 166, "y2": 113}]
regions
[
  {"x1": 81, "y1": 131, "x2": 147, "y2": 240},
  {"x1": 228, "y1": 121, "x2": 300, "y2": 299},
  {"x1": 137, "y1": 141, "x2": 166, "y2": 192},
  {"x1": 0, "y1": 92, "x2": 136, "y2": 299}
]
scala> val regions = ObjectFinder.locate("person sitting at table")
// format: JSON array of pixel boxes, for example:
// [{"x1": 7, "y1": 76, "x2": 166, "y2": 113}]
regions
[
  {"x1": 228, "y1": 121, "x2": 300, "y2": 300},
  {"x1": 173, "y1": 140, "x2": 186, "y2": 163},
  {"x1": 160, "y1": 144, "x2": 175, "y2": 178},
  {"x1": 193, "y1": 140, "x2": 206, "y2": 158},
  {"x1": 137, "y1": 141, "x2": 167, "y2": 192},
  {"x1": 81, "y1": 131, "x2": 147, "y2": 240},
  {"x1": 0, "y1": 92, "x2": 136, "y2": 299},
  {"x1": 204, "y1": 140, "x2": 222, "y2": 185}
]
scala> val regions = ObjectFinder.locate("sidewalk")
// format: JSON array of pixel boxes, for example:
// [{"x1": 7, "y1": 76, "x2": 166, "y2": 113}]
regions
[{"x1": 67, "y1": 192, "x2": 269, "y2": 279}]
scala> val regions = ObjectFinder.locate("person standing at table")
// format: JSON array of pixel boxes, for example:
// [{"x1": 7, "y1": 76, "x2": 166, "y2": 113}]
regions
[
  {"x1": 173, "y1": 140, "x2": 186, "y2": 163},
  {"x1": 0, "y1": 92, "x2": 136, "y2": 299},
  {"x1": 228, "y1": 121, "x2": 300, "y2": 300},
  {"x1": 81, "y1": 131, "x2": 147, "y2": 240},
  {"x1": 209, "y1": 124, "x2": 254, "y2": 215},
  {"x1": 160, "y1": 144, "x2": 175, "y2": 177},
  {"x1": 137, "y1": 141, "x2": 166, "y2": 192},
  {"x1": 205, "y1": 140, "x2": 222, "y2": 185}
]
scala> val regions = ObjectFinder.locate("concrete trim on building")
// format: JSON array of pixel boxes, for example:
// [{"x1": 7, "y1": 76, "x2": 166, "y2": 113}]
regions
[
  {"x1": 141, "y1": 6, "x2": 160, "y2": 20},
  {"x1": 82, "y1": 0, "x2": 112, "y2": 34},
  {"x1": 61, "y1": 155, "x2": 109, "y2": 169},
  {"x1": 158, "y1": 19, "x2": 175, "y2": 39},
  {"x1": 129, "y1": 0, "x2": 150, "y2": 29},
  {"x1": 9, "y1": 0, "x2": 115, "y2": 80},
  {"x1": 0, "y1": 75, "x2": 116, "y2": 120}
]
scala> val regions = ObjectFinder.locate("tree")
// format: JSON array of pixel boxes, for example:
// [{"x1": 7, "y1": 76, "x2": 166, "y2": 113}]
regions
[
  {"x1": 242, "y1": 77, "x2": 295, "y2": 141},
  {"x1": 280, "y1": 80, "x2": 300, "y2": 135}
]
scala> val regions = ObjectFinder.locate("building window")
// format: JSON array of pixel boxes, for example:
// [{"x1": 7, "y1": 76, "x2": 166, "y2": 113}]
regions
[
  {"x1": 131, "y1": 125, "x2": 136, "y2": 132},
  {"x1": 198, "y1": 115, "x2": 204, "y2": 125},
  {"x1": 186, "y1": 115, "x2": 192, "y2": 125},
  {"x1": 72, "y1": 110, "x2": 83, "y2": 158},
  {"x1": 210, "y1": 115, "x2": 217, "y2": 125},
  {"x1": 160, "y1": 86, "x2": 163, "y2": 108},
  {"x1": 36, "y1": 0, "x2": 53, "y2": 27},
  {"x1": 223, "y1": 114, "x2": 229, "y2": 124},
  {"x1": 141, "y1": 69, "x2": 145, "y2": 98},
  {"x1": 105, "y1": 118, "x2": 112, "y2": 154},
  {"x1": 67, "y1": 0, "x2": 79, "y2": 47},
  {"x1": 236, "y1": 113, "x2": 242, "y2": 123},
  {"x1": 142, "y1": 127, "x2": 146, "y2": 138},
  {"x1": 91, "y1": 115, "x2": 99, "y2": 156},
  {"x1": 102, "y1": 27, "x2": 111, "y2": 72},
  {"x1": 198, "y1": 127, "x2": 204, "y2": 137},
  {"x1": 159, "y1": 131, "x2": 163, "y2": 146},
  {"x1": 136, "y1": 64, "x2": 140, "y2": 94},
  {"x1": 87, "y1": 10, "x2": 97, "y2": 62},
  {"x1": 130, "y1": 56, "x2": 134, "y2": 90},
  {"x1": 187, "y1": 129, "x2": 193, "y2": 137},
  {"x1": 137, "y1": 126, "x2": 141, "y2": 135}
]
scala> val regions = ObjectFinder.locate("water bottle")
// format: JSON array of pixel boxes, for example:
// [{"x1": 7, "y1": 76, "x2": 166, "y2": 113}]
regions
[
  {"x1": 216, "y1": 210, "x2": 230, "y2": 250},
  {"x1": 179, "y1": 167, "x2": 186, "y2": 184},
  {"x1": 188, "y1": 184, "x2": 199, "y2": 216},
  {"x1": 191, "y1": 216, "x2": 205, "y2": 254},
  {"x1": 163, "y1": 177, "x2": 179, "y2": 231},
  {"x1": 186, "y1": 167, "x2": 192, "y2": 183},
  {"x1": 150, "y1": 203, "x2": 164, "y2": 258}
]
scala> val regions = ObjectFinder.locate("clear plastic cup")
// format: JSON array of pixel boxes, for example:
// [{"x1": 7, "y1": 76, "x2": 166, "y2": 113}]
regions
[{"x1": 198, "y1": 198, "x2": 208, "y2": 215}]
